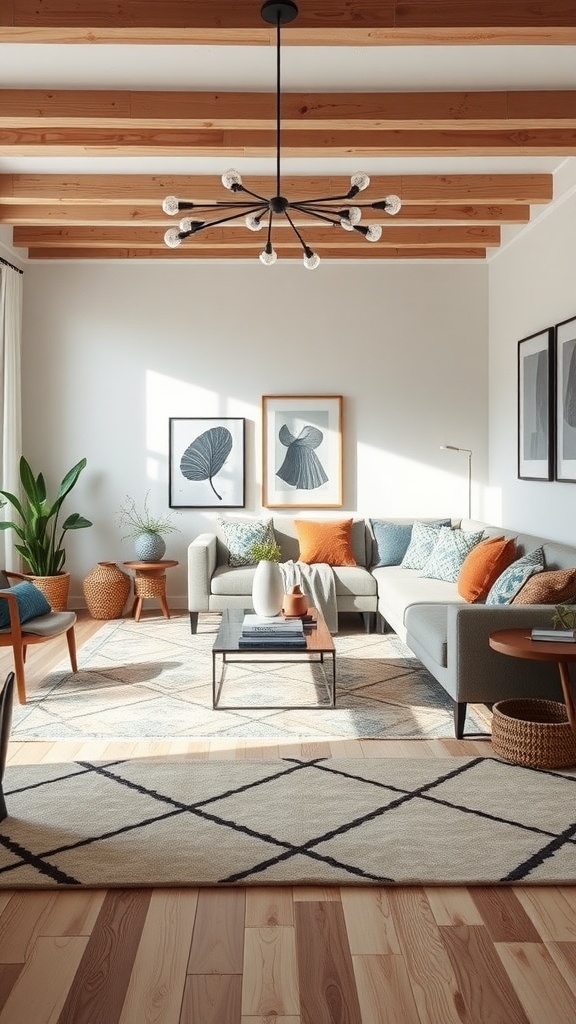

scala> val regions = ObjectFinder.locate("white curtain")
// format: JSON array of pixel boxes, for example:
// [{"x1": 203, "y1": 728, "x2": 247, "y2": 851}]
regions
[{"x1": 0, "y1": 261, "x2": 23, "y2": 571}]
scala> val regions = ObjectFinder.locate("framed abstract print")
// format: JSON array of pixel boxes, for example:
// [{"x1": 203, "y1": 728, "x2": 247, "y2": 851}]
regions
[
  {"x1": 262, "y1": 394, "x2": 343, "y2": 508},
  {"x1": 169, "y1": 417, "x2": 245, "y2": 508},
  {"x1": 555, "y1": 314, "x2": 576, "y2": 482},
  {"x1": 517, "y1": 328, "x2": 554, "y2": 481}
]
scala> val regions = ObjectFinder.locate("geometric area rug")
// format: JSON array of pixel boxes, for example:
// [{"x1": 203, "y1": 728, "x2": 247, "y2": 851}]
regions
[
  {"x1": 10, "y1": 614, "x2": 490, "y2": 740},
  {"x1": 1, "y1": 756, "x2": 574, "y2": 888}
]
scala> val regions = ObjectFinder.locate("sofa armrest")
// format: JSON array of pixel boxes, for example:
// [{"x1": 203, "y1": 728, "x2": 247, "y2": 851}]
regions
[
  {"x1": 447, "y1": 603, "x2": 564, "y2": 703},
  {"x1": 187, "y1": 533, "x2": 218, "y2": 613}
]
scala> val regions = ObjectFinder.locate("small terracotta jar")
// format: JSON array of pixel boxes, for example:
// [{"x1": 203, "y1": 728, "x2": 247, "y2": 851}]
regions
[{"x1": 283, "y1": 584, "x2": 308, "y2": 617}]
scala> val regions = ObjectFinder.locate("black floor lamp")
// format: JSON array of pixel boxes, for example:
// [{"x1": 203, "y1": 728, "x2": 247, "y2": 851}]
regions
[{"x1": 440, "y1": 444, "x2": 473, "y2": 519}]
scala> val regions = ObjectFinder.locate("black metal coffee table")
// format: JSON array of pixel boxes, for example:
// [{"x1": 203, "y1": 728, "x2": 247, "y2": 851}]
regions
[{"x1": 212, "y1": 607, "x2": 336, "y2": 710}]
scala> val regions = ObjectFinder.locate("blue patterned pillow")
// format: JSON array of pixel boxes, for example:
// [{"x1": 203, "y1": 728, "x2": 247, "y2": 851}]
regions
[
  {"x1": 218, "y1": 517, "x2": 276, "y2": 567},
  {"x1": 0, "y1": 581, "x2": 51, "y2": 627},
  {"x1": 400, "y1": 520, "x2": 451, "y2": 570},
  {"x1": 370, "y1": 520, "x2": 413, "y2": 567},
  {"x1": 485, "y1": 548, "x2": 545, "y2": 605},
  {"x1": 421, "y1": 528, "x2": 484, "y2": 582}
]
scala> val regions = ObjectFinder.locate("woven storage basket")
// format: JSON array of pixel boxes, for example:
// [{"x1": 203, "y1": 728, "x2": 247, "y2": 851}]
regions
[
  {"x1": 83, "y1": 562, "x2": 131, "y2": 620},
  {"x1": 492, "y1": 698, "x2": 576, "y2": 769}
]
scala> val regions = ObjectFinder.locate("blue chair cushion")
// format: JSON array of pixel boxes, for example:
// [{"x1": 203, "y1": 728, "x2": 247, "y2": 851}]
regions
[{"x1": 0, "y1": 581, "x2": 51, "y2": 627}]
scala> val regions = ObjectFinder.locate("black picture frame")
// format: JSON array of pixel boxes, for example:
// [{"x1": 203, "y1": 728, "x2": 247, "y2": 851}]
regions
[
  {"x1": 555, "y1": 314, "x2": 576, "y2": 482},
  {"x1": 169, "y1": 417, "x2": 246, "y2": 508},
  {"x1": 517, "y1": 327, "x2": 554, "y2": 481}
]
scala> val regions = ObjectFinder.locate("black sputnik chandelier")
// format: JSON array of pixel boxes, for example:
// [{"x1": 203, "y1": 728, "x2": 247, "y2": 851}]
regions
[{"x1": 162, "y1": 0, "x2": 401, "y2": 269}]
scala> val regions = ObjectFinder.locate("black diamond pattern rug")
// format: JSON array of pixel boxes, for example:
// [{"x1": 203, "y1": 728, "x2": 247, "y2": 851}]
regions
[{"x1": 1, "y1": 757, "x2": 575, "y2": 888}]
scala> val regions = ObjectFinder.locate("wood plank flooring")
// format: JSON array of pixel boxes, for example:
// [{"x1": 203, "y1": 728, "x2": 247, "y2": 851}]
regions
[{"x1": 0, "y1": 612, "x2": 575, "y2": 1023}]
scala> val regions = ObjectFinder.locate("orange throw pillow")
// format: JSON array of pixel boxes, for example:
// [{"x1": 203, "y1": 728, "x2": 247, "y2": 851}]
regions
[
  {"x1": 295, "y1": 518, "x2": 357, "y2": 566},
  {"x1": 511, "y1": 567, "x2": 576, "y2": 605},
  {"x1": 457, "y1": 535, "x2": 517, "y2": 602}
]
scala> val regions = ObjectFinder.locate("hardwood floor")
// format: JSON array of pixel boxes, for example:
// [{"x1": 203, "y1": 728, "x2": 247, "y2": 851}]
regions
[{"x1": 0, "y1": 613, "x2": 575, "y2": 1023}]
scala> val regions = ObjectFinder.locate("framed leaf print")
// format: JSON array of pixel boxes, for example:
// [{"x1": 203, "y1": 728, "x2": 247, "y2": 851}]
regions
[
  {"x1": 262, "y1": 395, "x2": 343, "y2": 508},
  {"x1": 555, "y1": 314, "x2": 576, "y2": 482},
  {"x1": 169, "y1": 417, "x2": 245, "y2": 508},
  {"x1": 517, "y1": 328, "x2": 554, "y2": 481}
]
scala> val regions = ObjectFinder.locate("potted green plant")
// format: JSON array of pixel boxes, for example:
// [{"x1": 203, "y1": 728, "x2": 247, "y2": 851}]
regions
[
  {"x1": 116, "y1": 493, "x2": 180, "y2": 562},
  {"x1": 0, "y1": 455, "x2": 92, "y2": 610},
  {"x1": 249, "y1": 539, "x2": 282, "y2": 563}
]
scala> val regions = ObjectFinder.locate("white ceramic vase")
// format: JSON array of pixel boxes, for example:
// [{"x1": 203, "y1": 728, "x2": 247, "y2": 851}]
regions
[{"x1": 252, "y1": 560, "x2": 284, "y2": 617}]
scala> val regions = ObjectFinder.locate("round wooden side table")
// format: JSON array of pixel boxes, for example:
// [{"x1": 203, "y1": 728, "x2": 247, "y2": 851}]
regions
[
  {"x1": 123, "y1": 560, "x2": 179, "y2": 622},
  {"x1": 489, "y1": 628, "x2": 576, "y2": 732}
]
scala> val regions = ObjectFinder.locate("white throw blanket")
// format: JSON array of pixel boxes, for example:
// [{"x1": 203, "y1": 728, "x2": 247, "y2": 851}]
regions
[{"x1": 279, "y1": 560, "x2": 338, "y2": 633}]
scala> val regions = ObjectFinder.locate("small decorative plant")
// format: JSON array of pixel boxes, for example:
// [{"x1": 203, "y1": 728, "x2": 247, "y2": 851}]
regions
[
  {"x1": 0, "y1": 455, "x2": 92, "y2": 576},
  {"x1": 552, "y1": 603, "x2": 576, "y2": 630},
  {"x1": 115, "y1": 493, "x2": 180, "y2": 540},
  {"x1": 250, "y1": 539, "x2": 282, "y2": 563}
]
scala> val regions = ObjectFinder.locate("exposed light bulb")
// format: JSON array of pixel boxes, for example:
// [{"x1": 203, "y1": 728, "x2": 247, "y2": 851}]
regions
[
  {"x1": 303, "y1": 249, "x2": 320, "y2": 270},
  {"x1": 245, "y1": 214, "x2": 264, "y2": 231},
  {"x1": 162, "y1": 195, "x2": 179, "y2": 216},
  {"x1": 385, "y1": 194, "x2": 402, "y2": 216},
  {"x1": 259, "y1": 244, "x2": 277, "y2": 266},
  {"x1": 340, "y1": 218, "x2": 354, "y2": 232},
  {"x1": 222, "y1": 169, "x2": 243, "y2": 191},
  {"x1": 164, "y1": 228, "x2": 182, "y2": 248},
  {"x1": 350, "y1": 172, "x2": 370, "y2": 192},
  {"x1": 366, "y1": 224, "x2": 383, "y2": 242},
  {"x1": 179, "y1": 218, "x2": 192, "y2": 232},
  {"x1": 347, "y1": 206, "x2": 362, "y2": 225}
]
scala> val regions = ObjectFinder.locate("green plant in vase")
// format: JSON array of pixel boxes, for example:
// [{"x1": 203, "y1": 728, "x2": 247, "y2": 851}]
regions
[
  {"x1": 249, "y1": 539, "x2": 282, "y2": 563},
  {"x1": 552, "y1": 604, "x2": 576, "y2": 630},
  {"x1": 116, "y1": 492, "x2": 180, "y2": 563}
]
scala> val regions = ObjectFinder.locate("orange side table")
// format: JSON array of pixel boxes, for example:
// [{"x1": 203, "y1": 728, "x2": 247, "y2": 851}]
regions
[{"x1": 123, "y1": 560, "x2": 179, "y2": 621}]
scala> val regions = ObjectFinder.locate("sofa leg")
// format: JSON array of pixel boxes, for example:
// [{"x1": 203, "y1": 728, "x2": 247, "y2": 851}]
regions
[
  {"x1": 362, "y1": 612, "x2": 376, "y2": 633},
  {"x1": 454, "y1": 701, "x2": 467, "y2": 739},
  {"x1": 189, "y1": 612, "x2": 199, "y2": 634}
]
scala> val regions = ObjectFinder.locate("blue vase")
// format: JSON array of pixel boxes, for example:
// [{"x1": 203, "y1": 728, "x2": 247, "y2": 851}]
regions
[{"x1": 134, "y1": 532, "x2": 166, "y2": 562}]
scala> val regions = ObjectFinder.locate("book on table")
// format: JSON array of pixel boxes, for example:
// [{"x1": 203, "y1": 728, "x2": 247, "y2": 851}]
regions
[
  {"x1": 238, "y1": 635, "x2": 307, "y2": 648},
  {"x1": 241, "y1": 614, "x2": 305, "y2": 637},
  {"x1": 530, "y1": 627, "x2": 576, "y2": 643}
]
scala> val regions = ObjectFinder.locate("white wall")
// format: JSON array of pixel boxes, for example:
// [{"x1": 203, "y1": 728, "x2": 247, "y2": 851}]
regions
[
  {"x1": 19, "y1": 260, "x2": 488, "y2": 605},
  {"x1": 488, "y1": 176, "x2": 576, "y2": 544}
]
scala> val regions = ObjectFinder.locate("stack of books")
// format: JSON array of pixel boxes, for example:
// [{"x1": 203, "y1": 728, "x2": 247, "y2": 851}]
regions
[
  {"x1": 239, "y1": 614, "x2": 307, "y2": 648},
  {"x1": 531, "y1": 627, "x2": 576, "y2": 643}
]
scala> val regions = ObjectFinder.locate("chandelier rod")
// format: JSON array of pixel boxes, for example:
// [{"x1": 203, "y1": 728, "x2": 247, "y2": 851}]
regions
[{"x1": 275, "y1": 11, "x2": 282, "y2": 197}]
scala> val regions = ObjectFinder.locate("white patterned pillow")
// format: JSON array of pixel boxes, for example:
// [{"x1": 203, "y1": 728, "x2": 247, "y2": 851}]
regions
[
  {"x1": 400, "y1": 520, "x2": 450, "y2": 570},
  {"x1": 218, "y1": 518, "x2": 276, "y2": 567},
  {"x1": 421, "y1": 528, "x2": 484, "y2": 582},
  {"x1": 485, "y1": 548, "x2": 545, "y2": 605}
]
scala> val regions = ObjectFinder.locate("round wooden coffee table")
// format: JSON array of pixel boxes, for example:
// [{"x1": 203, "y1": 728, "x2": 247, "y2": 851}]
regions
[
  {"x1": 489, "y1": 628, "x2": 576, "y2": 732},
  {"x1": 123, "y1": 560, "x2": 179, "y2": 621}
]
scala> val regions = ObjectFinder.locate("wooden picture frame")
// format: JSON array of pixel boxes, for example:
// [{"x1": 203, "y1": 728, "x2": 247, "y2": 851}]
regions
[
  {"x1": 517, "y1": 328, "x2": 554, "y2": 481},
  {"x1": 169, "y1": 417, "x2": 245, "y2": 508},
  {"x1": 555, "y1": 314, "x2": 576, "y2": 482},
  {"x1": 262, "y1": 395, "x2": 343, "y2": 508}
]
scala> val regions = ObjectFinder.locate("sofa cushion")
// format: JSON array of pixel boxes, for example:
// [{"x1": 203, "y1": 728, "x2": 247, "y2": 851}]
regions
[
  {"x1": 369, "y1": 519, "x2": 413, "y2": 567},
  {"x1": 400, "y1": 520, "x2": 450, "y2": 570},
  {"x1": 404, "y1": 604, "x2": 448, "y2": 668},
  {"x1": 218, "y1": 517, "x2": 275, "y2": 567},
  {"x1": 295, "y1": 518, "x2": 357, "y2": 566},
  {"x1": 457, "y1": 535, "x2": 518, "y2": 602},
  {"x1": 332, "y1": 565, "x2": 377, "y2": 597},
  {"x1": 511, "y1": 566, "x2": 576, "y2": 605},
  {"x1": 485, "y1": 548, "x2": 545, "y2": 605},
  {"x1": 421, "y1": 528, "x2": 484, "y2": 583}
]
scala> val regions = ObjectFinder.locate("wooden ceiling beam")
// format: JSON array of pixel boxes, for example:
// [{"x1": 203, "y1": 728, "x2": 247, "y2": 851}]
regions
[
  {"x1": 24, "y1": 246, "x2": 487, "y2": 261},
  {"x1": 0, "y1": 202, "x2": 530, "y2": 226},
  {"x1": 12, "y1": 225, "x2": 500, "y2": 247},
  {"x1": 1, "y1": 90, "x2": 575, "y2": 130},
  {"x1": 1, "y1": 1, "x2": 575, "y2": 45},
  {"x1": 1, "y1": 126, "x2": 574, "y2": 157},
  {"x1": 0, "y1": 173, "x2": 552, "y2": 205}
]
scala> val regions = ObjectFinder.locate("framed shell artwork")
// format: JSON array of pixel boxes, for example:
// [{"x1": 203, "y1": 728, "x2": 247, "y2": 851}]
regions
[{"x1": 262, "y1": 395, "x2": 343, "y2": 508}]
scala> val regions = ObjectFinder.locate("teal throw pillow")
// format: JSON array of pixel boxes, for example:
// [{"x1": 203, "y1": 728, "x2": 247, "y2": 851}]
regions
[
  {"x1": 218, "y1": 517, "x2": 276, "y2": 568},
  {"x1": 400, "y1": 520, "x2": 451, "y2": 570},
  {"x1": 0, "y1": 581, "x2": 51, "y2": 627},
  {"x1": 370, "y1": 520, "x2": 413, "y2": 567},
  {"x1": 421, "y1": 528, "x2": 485, "y2": 583},
  {"x1": 485, "y1": 548, "x2": 545, "y2": 605}
]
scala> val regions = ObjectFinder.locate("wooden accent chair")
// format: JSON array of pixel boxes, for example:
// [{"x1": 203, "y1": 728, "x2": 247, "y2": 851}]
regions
[{"x1": 0, "y1": 571, "x2": 78, "y2": 704}]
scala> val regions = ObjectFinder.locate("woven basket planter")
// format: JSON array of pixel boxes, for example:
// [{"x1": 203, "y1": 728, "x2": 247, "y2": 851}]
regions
[
  {"x1": 83, "y1": 562, "x2": 131, "y2": 620},
  {"x1": 492, "y1": 698, "x2": 576, "y2": 770},
  {"x1": 28, "y1": 572, "x2": 70, "y2": 612}
]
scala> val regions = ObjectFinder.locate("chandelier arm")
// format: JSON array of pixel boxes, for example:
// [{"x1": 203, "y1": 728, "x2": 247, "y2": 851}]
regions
[
  {"x1": 233, "y1": 185, "x2": 269, "y2": 202},
  {"x1": 290, "y1": 204, "x2": 343, "y2": 227},
  {"x1": 296, "y1": 192, "x2": 358, "y2": 205},
  {"x1": 284, "y1": 210, "x2": 310, "y2": 253},
  {"x1": 192, "y1": 205, "x2": 268, "y2": 232},
  {"x1": 183, "y1": 200, "x2": 269, "y2": 212}
]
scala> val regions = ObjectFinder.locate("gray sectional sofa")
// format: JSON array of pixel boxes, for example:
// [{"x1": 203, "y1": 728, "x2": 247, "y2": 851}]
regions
[{"x1": 188, "y1": 515, "x2": 575, "y2": 737}]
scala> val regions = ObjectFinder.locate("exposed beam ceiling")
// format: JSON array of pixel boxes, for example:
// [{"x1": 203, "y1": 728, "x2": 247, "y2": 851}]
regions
[{"x1": 0, "y1": 1, "x2": 574, "y2": 264}]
